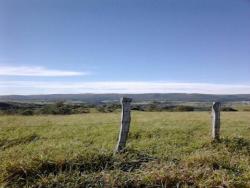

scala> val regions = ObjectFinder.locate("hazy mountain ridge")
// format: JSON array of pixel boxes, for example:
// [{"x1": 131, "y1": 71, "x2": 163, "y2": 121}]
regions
[{"x1": 0, "y1": 93, "x2": 250, "y2": 104}]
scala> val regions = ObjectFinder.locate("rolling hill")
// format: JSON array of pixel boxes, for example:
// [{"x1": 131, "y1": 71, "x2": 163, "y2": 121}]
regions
[{"x1": 0, "y1": 93, "x2": 250, "y2": 104}]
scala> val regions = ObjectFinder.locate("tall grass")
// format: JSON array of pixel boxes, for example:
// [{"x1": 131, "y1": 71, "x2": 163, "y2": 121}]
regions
[{"x1": 0, "y1": 112, "x2": 249, "y2": 187}]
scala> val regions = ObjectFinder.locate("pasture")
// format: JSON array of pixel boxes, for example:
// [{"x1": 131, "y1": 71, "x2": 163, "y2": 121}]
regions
[{"x1": 0, "y1": 112, "x2": 250, "y2": 187}]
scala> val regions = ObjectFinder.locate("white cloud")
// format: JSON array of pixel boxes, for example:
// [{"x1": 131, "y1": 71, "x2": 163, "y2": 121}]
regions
[
  {"x1": 0, "y1": 65, "x2": 88, "y2": 76},
  {"x1": 0, "y1": 81, "x2": 250, "y2": 95}
]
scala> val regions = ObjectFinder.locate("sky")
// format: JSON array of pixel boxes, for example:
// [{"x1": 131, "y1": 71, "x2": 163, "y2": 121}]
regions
[{"x1": 0, "y1": 0, "x2": 250, "y2": 95}]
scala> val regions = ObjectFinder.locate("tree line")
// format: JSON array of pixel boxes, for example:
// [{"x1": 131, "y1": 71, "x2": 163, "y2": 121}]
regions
[{"x1": 0, "y1": 101, "x2": 241, "y2": 115}]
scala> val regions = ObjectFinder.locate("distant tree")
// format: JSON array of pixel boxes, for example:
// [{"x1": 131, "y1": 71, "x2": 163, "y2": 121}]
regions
[{"x1": 56, "y1": 102, "x2": 69, "y2": 114}]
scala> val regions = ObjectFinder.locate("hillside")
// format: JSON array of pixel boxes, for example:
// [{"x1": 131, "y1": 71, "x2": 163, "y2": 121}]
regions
[{"x1": 0, "y1": 93, "x2": 250, "y2": 104}]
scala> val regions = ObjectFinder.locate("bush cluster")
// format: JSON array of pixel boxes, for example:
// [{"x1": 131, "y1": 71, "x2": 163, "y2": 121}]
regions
[
  {"x1": 131, "y1": 103, "x2": 195, "y2": 112},
  {"x1": 0, "y1": 101, "x2": 243, "y2": 115},
  {"x1": 96, "y1": 103, "x2": 121, "y2": 113},
  {"x1": 0, "y1": 102, "x2": 90, "y2": 115}
]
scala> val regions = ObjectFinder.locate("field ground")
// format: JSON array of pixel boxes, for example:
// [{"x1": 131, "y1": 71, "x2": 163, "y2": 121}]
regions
[{"x1": 0, "y1": 112, "x2": 250, "y2": 187}]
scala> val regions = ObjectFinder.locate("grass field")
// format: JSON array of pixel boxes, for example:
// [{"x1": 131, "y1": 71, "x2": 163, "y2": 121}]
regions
[{"x1": 0, "y1": 112, "x2": 250, "y2": 187}]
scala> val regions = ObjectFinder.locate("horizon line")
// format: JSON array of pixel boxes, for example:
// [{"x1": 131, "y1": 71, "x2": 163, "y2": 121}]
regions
[
  {"x1": 1, "y1": 81, "x2": 250, "y2": 95},
  {"x1": 1, "y1": 92, "x2": 250, "y2": 97}
]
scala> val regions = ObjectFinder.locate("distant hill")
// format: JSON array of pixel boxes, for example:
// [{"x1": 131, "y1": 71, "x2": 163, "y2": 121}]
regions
[{"x1": 0, "y1": 93, "x2": 250, "y2": 104}]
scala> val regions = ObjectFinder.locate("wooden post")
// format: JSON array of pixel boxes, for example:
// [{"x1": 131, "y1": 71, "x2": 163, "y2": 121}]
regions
[
  {"x1": 116, "y1": 97, "x2": 132, "y2": 153},
  {"x1": 212, "y1": 102, "x2": 221, "y2": 141}
]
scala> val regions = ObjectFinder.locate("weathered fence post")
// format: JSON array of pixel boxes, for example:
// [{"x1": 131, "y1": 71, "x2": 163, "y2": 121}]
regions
[
  {"x1": 116, "y1": 97, "x2": 132, "y2": 153},
  {"x1": 212, "y1": 102, "x2": 221, "y2": 141}
]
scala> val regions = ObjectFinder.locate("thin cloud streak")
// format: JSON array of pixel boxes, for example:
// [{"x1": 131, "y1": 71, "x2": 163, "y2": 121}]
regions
[
  {"x1": 0, "y1": 81, "x2": 250, "y2": 95},
  {"x1": 0, "y1": 65, "x2": 88, "y2": 76}
]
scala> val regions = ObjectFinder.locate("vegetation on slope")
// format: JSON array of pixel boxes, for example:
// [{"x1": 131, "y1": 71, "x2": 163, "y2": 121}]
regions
[{"x1": 1, "y1": 93, "x2": 250, "y2": 103}]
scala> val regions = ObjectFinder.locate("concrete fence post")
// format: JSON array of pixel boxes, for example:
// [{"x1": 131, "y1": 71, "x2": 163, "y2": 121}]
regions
[
  {"x1": 116, "y1": 97, "x2": 132, "y2": 153},
  {"x1": 212, "y1": 102, "x2": 221, "y2": 141}
]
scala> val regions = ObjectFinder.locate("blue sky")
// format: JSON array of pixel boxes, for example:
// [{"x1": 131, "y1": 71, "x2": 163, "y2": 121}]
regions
[{"x1": 0, "y1": 0, "x2": 250, "y2": 94}]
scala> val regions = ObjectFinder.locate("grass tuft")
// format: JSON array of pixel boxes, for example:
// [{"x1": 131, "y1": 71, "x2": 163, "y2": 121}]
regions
[{"x1": 0, "y1": 134, "x2": 39, "y2": 150}]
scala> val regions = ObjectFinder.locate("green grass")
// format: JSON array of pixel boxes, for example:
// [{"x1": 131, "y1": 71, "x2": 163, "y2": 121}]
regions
[{"x1": 0, "y1": 112, "x2": 250, "y2": 187}]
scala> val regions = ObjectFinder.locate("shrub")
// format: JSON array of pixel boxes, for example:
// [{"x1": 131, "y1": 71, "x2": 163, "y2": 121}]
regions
[
  {"x1": 221, "y1": 107, "x2": 238, "y2": 112},
  {"x1": 21, "y1": 110, "x2": 34, "y2": 116},
  {"x1": 174, "y1": 106, "x2": 194, "y2": 112},
  {"x1": 40, "y1": 102, "x2": 72, "y2": 115},
  {"x1": 96, "y1": 104, "x2": 120, "y2": 113}
]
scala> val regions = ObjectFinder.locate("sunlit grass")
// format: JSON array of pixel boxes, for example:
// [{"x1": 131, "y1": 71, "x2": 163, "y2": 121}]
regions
[{"x1": 0, "y1": 112, "x2": 249, "y2": 187}]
